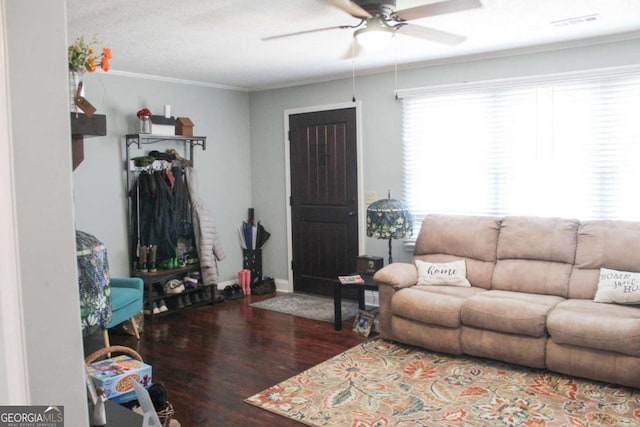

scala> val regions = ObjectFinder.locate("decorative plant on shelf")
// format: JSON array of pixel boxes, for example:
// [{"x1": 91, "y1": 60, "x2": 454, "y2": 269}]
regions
[
  {"x1": 68, "y1": 35, "x2": 112, "y2": 73},
  {"x1": 136, "y1": 108, "x2": 152, "y2": 119},
  {"x1": 67, "y1": 35, "x2": 112, "y2": 111},
  {"x1": 137, "y1": 108, "x2": 153, "y2": 134}
]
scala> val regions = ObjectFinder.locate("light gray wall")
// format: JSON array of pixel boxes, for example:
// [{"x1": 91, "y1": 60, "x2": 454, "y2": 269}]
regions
[
  {"x1": 249, "y1": 38, "x2": 640, "y2": 281},
  {"x1": 5, "y1": 0, "x2": 87, "y2": 424},
  {"x1": 73, "y1": 73, "x2": 251, "y2": 282}
]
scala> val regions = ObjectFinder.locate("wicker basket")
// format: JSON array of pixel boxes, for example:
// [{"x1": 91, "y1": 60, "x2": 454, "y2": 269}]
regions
[
  {"x1": 86, "y1": 346, "x2": 173, "y2": 425},
  {"x1": 85, "y1": 345, "x2": 143, "y2": 365},
  {"x1": 157, "y1": 401, "x2": 175, "y2": 426}
]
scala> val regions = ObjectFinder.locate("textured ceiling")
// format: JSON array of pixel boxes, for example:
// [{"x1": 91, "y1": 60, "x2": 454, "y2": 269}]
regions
[{"x1": 66, "y1": 0, "x2": 640, "y2": 91}]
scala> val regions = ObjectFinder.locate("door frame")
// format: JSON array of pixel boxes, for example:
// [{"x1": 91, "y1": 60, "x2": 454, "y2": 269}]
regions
[
  {"x1": 283, "y1": 101, "x2": 365, "y2": 292},
  {"x1": 0, "y1": 0, "x2": 30, "y2": 403}
]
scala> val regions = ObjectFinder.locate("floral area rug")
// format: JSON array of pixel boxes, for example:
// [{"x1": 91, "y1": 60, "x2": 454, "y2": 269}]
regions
[
  {"x1": 249, "y1": 293, "x2": 360, "y2": 323},
  {"x1": 245, "y1": 338, "x2": 640, "y2": 427}
]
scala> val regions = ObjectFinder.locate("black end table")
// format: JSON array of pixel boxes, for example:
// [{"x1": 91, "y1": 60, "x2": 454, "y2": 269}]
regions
[{"x1": 334, "y1": 274, "x2": 378, "y2": 330}]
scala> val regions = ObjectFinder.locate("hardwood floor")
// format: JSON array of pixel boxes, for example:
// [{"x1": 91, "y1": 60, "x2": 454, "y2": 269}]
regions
[{"x1": 84, "y1": 292, "x2": 367, "y2": 426}]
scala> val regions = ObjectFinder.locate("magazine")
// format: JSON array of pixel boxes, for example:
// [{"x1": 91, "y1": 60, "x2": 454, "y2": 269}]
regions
[{"x1": 338, "y1": 274, "x2": 365, "y2": 285}]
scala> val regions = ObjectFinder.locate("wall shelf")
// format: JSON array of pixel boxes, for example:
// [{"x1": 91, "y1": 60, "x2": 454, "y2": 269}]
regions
[
  {"x1": 125, "y1": 134, "x2": 206, "y2": 151},
  {"x1": 70, "y1": 112, "x2": 106, "y2": 170}
]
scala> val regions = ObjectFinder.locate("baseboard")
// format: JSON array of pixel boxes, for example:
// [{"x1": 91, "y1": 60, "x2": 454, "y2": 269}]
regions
[
  {"x1": 274, "y1": 278, "x2": 291, "y2": 292},
  {"x1": 216, "y1": 279, "x2": 235, "y2": 290}
]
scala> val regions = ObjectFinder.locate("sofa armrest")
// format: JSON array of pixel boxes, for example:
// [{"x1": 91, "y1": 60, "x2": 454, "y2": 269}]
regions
[
  {"x1": 373, "y1": 262, "x2": 417, "y2": 290},
  {"x1": 110, "y1": 277, "x2": 144, "y2": 292}
]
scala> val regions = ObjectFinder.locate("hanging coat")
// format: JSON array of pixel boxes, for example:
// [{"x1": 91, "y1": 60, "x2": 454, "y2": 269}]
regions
[
  {"x1": 131, "y1": 170, "x2": 177, "y2": 262},
  {"x1": 185, "y1": 167, "x2": 225, "y2": 285}
]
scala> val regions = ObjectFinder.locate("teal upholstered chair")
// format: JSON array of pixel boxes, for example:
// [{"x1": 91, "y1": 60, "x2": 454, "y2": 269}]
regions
[{"x1": 102, "y1": 277, "x2": 144, "y2": 349}]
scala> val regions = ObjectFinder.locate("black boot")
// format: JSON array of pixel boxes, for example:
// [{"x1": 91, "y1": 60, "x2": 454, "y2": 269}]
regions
[{"x1": 139, "y1": 246, "x2": 148, "y2": 272}]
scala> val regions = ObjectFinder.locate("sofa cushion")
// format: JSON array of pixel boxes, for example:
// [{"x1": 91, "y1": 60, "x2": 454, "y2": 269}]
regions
[
  {"x1": 492, "y1": 259, "x2": 573, "y2": 296},
  {"x1": 547, "y1": 299, "x2": 640, "y2": 357},
  {"x1": 570, "y1": 220, "x2": 640, "y2": 299},
  {"x1": 413, "y1": 215, "x2": 501, "y2": 289},
  {"x1": 497, "y1": 216, "x2": 579, "y2": 263},
  {"x1": 461, "y1": 290, "x2": 564, "y2": 337},
  {"x1": 594, "y1": 267, "x2": 640, "y2": 304},
  {"x1": 391, "y1": 286, "x2": 486, "y2": 328},
  {"x1": 462, "y1": 327, "x2": 547, "y2": 369},
  {"x1": 415, "y1": 259, "x2": 470, "y2": 287},
  {"x1": 546, "y1": 341, "x2": 640, "y2": 388},
  {"x1": 392, "y1": 317, "x2": 464, "y2": 355},
  {"x1": 494, "y1": 217, "x2": 578, "y2": 297}
]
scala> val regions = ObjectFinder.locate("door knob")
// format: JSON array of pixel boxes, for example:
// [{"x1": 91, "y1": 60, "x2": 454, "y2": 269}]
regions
[{"x1": 348, "y1": 211, "x2": 356, "y2": 216}]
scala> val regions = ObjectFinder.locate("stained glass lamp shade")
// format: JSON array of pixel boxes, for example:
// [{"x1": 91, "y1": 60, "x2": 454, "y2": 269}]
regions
[{"x1": 366, "y1": 194, "x2": 413, "y2": 264}]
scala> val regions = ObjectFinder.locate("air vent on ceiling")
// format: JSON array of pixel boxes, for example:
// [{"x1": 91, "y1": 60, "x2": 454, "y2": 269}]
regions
[{"x1": 552, "y1": 14, "x2": 599, "y2": 28}]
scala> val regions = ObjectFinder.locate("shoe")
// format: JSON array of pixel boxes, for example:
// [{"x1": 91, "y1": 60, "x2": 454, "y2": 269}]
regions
[
  {"x1": 158, "y1": 258, "x2": 173, "y2": 269},
  {"x1": 139, "y1": 246, "x2": 148, "y2": 272},
  {"x1": 223, "y1": 285, "x2": 233, "y2": 300},
  {"x1": 152, "y1": 302, "x2": 160, "y2": 315},
  {"x1": 148, "y1": 245, "x2": 157, "y2": 273},
  {"x1": 183, "y1": 294, "x2": 192, "y2": 306},
  {"x1": 176, "y1": 295, "x2": 184, "y2": 309},
  {"x1": 158, "y1": 299, "x2": 168, "y2": 312},
  {"x1": 183, "y1": 276, "x2": 199, "y2": 289},
  {"x1": 164, "y1": 279, "x2": 185, "y2": 294},
  {"x1": 231, "y1": 284, "x2": 244, "y2": 299},
  {"x1": 143, "y1": 301, "x2": 153, "y2": 315}
]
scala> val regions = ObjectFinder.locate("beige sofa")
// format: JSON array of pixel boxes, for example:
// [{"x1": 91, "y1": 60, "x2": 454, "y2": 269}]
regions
[{"x1": 374, "y1": 214, "x2": 640, "y2": 388}]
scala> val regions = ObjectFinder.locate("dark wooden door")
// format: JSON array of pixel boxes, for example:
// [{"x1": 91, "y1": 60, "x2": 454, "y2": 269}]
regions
[{"x1": 289, "y1": 108, "x2": 358, "y2": 297}]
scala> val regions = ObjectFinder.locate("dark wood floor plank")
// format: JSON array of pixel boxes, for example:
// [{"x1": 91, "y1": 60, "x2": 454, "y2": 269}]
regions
[{"x1": 84, "y1": 292, "x2": 366, "y2": 426}]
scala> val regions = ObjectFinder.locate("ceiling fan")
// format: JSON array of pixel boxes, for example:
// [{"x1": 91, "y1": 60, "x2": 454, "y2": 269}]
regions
[{"x1": 263, "y1": 0, "x2": 482, "y2": 51}]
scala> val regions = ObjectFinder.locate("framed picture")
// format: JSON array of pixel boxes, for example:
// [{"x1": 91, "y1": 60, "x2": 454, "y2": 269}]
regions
[{"x1": 353, "y1": 310, "x2": 376, "y2": 337}]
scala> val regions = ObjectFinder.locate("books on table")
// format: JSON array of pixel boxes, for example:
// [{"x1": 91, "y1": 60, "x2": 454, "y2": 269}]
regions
[{"x1": 338, "y1": 274, "x2": 365, "y2": 285}]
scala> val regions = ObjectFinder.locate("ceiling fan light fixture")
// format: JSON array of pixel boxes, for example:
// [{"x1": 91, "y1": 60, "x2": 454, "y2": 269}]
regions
[{"x1": 354, "y1": 18, "x2": 395, "y2": 50}]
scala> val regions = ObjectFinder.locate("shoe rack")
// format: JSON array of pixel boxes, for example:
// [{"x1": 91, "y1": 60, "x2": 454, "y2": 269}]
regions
[
  {"x1": 138, "y1": 265, "x2": 216, "y2": 317},
  {"x1": 124, "y1": 134, "x2": 211, "y2": 318}
]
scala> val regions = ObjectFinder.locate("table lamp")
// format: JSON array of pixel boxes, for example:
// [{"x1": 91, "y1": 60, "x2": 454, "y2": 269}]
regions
[{"x1": 366, "y1": 192, "x2": 413, "y2": 264}]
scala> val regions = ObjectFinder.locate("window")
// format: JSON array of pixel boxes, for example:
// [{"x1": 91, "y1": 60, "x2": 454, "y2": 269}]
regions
[{"x1": 399, "y1": 67, "x2": 640, "y2": 238}]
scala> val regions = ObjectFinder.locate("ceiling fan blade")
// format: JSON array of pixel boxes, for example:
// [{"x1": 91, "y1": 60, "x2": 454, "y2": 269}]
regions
[
  {"x1": 323, "y1": 0, "x2": 371, "y2": 19},
  {"x1": 393, "y1": 0, "x2": 481, "y2": 21},
  {"x1": 262, "y1": 25, "x2": 347, "y2": 41},
  {"x1": 398, "y1": 24, "x2": 466, "y2": 45}
]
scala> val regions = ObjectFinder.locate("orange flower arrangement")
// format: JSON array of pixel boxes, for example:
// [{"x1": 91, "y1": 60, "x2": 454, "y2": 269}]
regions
[{"x1": 68, "y1": 36, "x2": 111, "y2": 73}]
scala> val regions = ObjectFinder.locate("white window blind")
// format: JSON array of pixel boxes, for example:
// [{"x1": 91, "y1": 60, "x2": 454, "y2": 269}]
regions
[{"x1": 401, "y1": 67, "x2": 640, "y2": 237}]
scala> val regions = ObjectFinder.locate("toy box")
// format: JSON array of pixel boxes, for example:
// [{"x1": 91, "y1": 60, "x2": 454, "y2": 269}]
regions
[{"x1": 87, "y1": 355, "x2": 152, "y2": 404}]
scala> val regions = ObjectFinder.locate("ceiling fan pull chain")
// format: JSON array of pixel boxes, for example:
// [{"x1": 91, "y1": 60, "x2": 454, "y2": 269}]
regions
[
  {"x1": 394, "y1": 49, "x2": 399, "y2": 100},
  {"x1": 352, "y1": 39, "x2": 357, "y2": 103}
]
